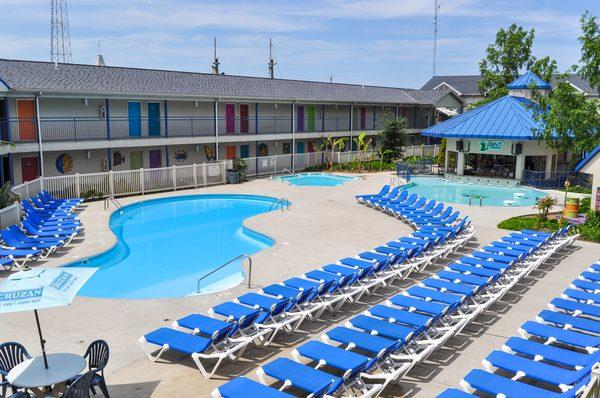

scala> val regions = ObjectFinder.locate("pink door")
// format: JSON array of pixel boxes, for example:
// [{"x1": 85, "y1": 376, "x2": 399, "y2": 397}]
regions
[
  {"x1": 225, "y1": 104, "x2": 235, "y2": 134},
  {"x1": 149, "y1": 150, "x2": 162, "y2": 168}
]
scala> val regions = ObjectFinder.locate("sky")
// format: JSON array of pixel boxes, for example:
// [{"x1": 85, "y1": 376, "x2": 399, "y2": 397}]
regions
[{"x1": 0, "y1": 0, "x2": 598, "y2": 88}]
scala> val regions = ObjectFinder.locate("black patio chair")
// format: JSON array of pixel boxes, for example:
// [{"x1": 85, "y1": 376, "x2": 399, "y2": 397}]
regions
[
  {"x1": 64, "y1": 371, "x2": 95, "y2": 398},
  {"x1": 0, "y1": 342, "x2": 31, "y2": 397},
  {"x1": 7, "y1": 392, "x2": 31, "y2": 398},
  {"x1": 83, "y1": 340, "x2": 110, "y2": 398}
]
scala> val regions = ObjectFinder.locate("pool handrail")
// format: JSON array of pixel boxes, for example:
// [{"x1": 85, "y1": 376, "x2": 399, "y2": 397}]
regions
[
  {"x1": 269, "y1": 198, "x2": 290, "y2": 212},
  {"x1": 270, "y1": 169, "x2": 294, "y2": 179},
  {"x1": 197, "y1": 253, "x2": 253, "y2": 292}
]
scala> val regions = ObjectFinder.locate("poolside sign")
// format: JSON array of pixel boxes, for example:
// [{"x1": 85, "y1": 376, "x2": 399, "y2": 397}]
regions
[{"x1": 479, "y1": 140, "x2": 504, "y2": 152}]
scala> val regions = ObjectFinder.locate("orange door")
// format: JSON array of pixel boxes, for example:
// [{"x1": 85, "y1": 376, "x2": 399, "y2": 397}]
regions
[
  {"x1": 17, "y1": 100, "x2": 37, "y2": 141},
  {"x1": 21, "y1": 156, "x2": 39, "y2": 182},
  {"x1": 226, "y1": 145, "x2": 236, "y2": 160}
]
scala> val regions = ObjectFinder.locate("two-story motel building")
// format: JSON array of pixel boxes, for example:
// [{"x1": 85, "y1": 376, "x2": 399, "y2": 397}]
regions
[{"x1": 0, "y1": 59, "x2": 463, "y2": 184}]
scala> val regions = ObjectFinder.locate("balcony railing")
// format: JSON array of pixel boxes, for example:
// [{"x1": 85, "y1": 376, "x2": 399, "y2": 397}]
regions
[{"x1": 3, "y1": 115, "x2": 430, "y2": 143}]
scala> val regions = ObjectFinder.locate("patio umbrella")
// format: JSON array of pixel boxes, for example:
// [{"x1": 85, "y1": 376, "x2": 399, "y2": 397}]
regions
[{"x1": 0, "y1": 267, "x2": 96, "y2": 369}]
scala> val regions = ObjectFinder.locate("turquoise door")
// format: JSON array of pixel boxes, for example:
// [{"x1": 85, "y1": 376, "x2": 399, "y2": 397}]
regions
[
  {"x1": 148, "y1": 102, "x2": 161, "y2": 136},
  {"x1": 296, "y1": 142, "x2": 305, "y2": 153},
  {"x1": 128, "y1": 102, "x2": 141, "y2": 137}
]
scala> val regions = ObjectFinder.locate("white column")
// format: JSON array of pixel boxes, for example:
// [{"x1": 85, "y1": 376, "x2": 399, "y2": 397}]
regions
[
  {"x1": 456, "y1": 151, "x2": 465, "y2": 176},
  {"x1": 515, "y1": 154, "x2": 525, "y2": 180},
  {"x1": 444, "y1": 148, "x2": 449, "y2": 172},
  {"x1": 545, "y1": 154, "x2": 553, "y2": 179}
]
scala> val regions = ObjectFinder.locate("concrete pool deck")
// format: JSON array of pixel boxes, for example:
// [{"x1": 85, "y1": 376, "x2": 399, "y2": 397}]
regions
[{"x1": 0, "y1": 171, "x2": 595, "y2": 397}]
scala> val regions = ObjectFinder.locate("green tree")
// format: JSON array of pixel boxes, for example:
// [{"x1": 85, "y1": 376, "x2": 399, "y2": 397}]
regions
[
  {"x1": 378, "y1": 118, "x2": 407, "y2": 162},
  {"x1": 353, "y1": 131, "x2": 372, "y2": 162},
  {"x1": 320, "y1": 134, "x2": 348, "y2": 169},
  {"x1": 476, "y1": 24, "x2": 557, "y2": 105},
  {"x1": 578, "y1": 11, "x2": 600, "y2": 92},
  {"x1": 437, "y1": 138, "x2": 447, "y2": 168}
]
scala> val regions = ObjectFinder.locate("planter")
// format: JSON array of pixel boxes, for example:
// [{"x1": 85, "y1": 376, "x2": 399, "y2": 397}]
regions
[
  {"x1": 227, "y1": 169, "x2": 242, "y2": 184},
  {"x1": 563, "y1": 197, "x2": 580, "y2": 218}
]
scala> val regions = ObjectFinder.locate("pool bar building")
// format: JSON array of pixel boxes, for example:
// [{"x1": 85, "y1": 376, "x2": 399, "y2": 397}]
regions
[
  {"x1": 0, "y1": 58, "x2": 463, "y2": 185},
  {"x1": 422, "y1": 71, "x2": 577, "y2": 185}
]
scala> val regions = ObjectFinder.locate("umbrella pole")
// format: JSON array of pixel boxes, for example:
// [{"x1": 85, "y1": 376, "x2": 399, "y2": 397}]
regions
[{"x1": 33, "y1": 309, "x2": 49, "y2": 369}]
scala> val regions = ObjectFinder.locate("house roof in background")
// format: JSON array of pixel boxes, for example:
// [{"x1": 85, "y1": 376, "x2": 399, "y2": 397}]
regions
[
  {"x1": 0, "y1": 58, "x2": 441, "y2": 105},
  {"x1": 421, "y1": 95, "x2": 544, "y2": 140},
  {"x1": 421, "y1": 74, "x2": 598, "y2": 96},
  {"x1": 575, "y1": 145, "x2": 600, "y2": 172}
]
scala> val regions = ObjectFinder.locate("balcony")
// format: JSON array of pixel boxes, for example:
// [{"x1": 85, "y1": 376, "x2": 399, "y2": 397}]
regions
[{"x1": 3, "y1": 115, "x2": 428, "y2": 143}]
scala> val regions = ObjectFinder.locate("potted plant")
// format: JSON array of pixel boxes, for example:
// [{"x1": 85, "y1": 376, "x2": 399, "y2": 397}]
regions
[{"x1": 227, "y1": 157, "x2": 247, "y2": 184}]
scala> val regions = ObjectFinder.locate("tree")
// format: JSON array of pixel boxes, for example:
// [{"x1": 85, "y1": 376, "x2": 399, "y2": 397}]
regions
[
  {"x1": 378, "y1": 118, "x2": 408, "y2": 162},
  {"x1": 353, "y1": 131, "x2": 372, "y2": 162},
  {"x1": 320, "y1": 134, "x2": 348, "y2": 169},
  {"x1": 534, "y1": 12, "x2": 600, "y2": 153},
  {"x1": 476, "y1": 24, "x2": 557, "y2": 105},
  {"x1": 578, "y1": 11, "x2": 600, "y2": 91}
]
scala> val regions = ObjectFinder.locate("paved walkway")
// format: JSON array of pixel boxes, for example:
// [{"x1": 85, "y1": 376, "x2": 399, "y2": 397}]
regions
[{"x1": 0, "y1": 172, "x2": 596, "y2": 397}]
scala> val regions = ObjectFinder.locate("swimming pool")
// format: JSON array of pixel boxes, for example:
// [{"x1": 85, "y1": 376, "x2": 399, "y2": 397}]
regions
[
  {"x1": 277, "y1": 173, "x2": 357, "y2": 186},
  {"x1": 404, "y1": 177, "x2": 546, "y2": 206},
  {"x1": 66, "y1": 194, "x2": 279, "y2": 299}
]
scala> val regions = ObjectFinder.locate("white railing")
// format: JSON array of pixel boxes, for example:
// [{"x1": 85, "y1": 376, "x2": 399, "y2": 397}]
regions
[
  {"x1": 11, "y1": 149, "x2": 377, "y2": 201},
  {"x1": 0, "y1": 201, "x2": 21, "y2": 228},
  {"x1": 403, "y1": 144, "x2": 440, "y2": 158}
]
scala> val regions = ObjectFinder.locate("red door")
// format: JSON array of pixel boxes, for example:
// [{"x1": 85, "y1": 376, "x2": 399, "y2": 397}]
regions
[
  {"x1": 21, "y1": 156, "x2": 39, "y2": 182},
  {"x1": 360, "y1": 107, "x2": 366, "y2": 130},
  {"x1": 240, "y1": 104, "x2": 249, "y2": 133},
  {"x1": 225, "y1": 104, "x2": 235, "y2": 134},
  {"x1": 17, "y1": 100, "x2": 37, "y2": 141}
]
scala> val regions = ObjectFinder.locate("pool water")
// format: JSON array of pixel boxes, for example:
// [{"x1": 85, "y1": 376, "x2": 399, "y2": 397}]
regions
[
  {"x1": 66, "y1": 195, "x2": 278, "y2": 299},
  {"x1": 278, "y1": 173, "x2": 357, "y2": 186},
  {"x1": 405, "y1": 177, "x2": 546, "y2": 206}
]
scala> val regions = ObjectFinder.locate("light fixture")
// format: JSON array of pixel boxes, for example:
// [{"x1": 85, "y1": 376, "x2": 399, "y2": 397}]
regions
[
  {"x1": 82, "y1": 98, "x2": 88, "y2": 106},
  {"x1": 86, "y1": 150, "x2": 91, "y2": 159},
  {"x1": 274, "y1": 103, "x2": 278, "y2": 109},
  {"x1": 195, "y1": 144, "x2": 201, "y2": 152},
  {"x1": 194, "y1": 101, "x2": 199, "y2": 108}
]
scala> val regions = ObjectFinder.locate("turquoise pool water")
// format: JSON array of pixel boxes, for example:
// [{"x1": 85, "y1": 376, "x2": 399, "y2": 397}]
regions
[
  {"x1": 278, "y1": 173, "x2": 357, "y2": 186},
  {"x1": 405, "y1": 177, "x2": 546, "y2": 206},
  {"x1": 66, "y1": 195, "x2": 278, "y2": 299}
]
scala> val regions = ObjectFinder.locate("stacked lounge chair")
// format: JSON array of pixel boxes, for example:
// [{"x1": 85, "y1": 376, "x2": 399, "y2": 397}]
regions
[
  {"x1": 440, "y1": 257, "x2": 599, "y2": 398},
  {"x1": 0, "y1": 190, "x2": 83, "y2": 271},
  {"x1": 214, "y1": 227, "x2": 577, "y2": 397},
  {"x1": 139, "y1": 191, "x2": 475, "y2": 380}
]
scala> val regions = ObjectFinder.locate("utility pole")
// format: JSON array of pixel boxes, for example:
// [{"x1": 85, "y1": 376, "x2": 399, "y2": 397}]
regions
[
  {"x1": 211, "y1": 37, "x2": 220, "y2": 74},
  {"x1": 268, "y1": 37, "x2": 276, "y2": 79},
  {"x1": 50, "y1": 0, "x2": 73, "y2": 66},
  {"x1": 432, "y1": 0, "x2": 440, "y2": 76}
]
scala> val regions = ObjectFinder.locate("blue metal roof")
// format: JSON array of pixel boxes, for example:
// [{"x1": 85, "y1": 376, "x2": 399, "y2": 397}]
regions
[
  {"x1": 575, "y1": 145, "x2": 600, "y2": 172},
  {"x1": 507, "y1": 71, "x2": 552, "y2": 90},
  {"x1": 422, "y1": 95, "x2": 545, "y2": 140}
]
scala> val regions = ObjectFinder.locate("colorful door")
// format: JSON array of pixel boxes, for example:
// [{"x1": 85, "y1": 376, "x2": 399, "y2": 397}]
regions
[
  {"x1": 130, "y1": 151, "x2": 143, "y2": 170},
  {"x1": 225, "y1": 104, "x2": 235, "y2": 134},
  {"x1": 307, "y1": 106, "x2": 315, "y2": 132},
  {"x1": 239, "y1": 104, "x2": 249, "y2": 133},
  {"x1": 240, "y1": 144, "x2": 250, "y2": 158},
  {"x1": 128, "y1": 102, "x2": 142, "y2": 137},
  {"x1": 20, "y1": 156, "x2": 38, "y2": 182},
  {"x1": 360, "y1": 107, "x2": 366, "y2": 130},
  {"x1": 297, "y1": 106, "x2": 304, "y2": 132},
  {"x1": 147, "y1": 102, "x2": 161, "y2": 136},
  {"x1": 226, "y1": 145, "x2": 236, "y2": 160},
  {"x1": 308, "y1": 141, "x2": 315, "y2": 153},
  {"x1": 296, "y1": 142, "x2": 305, "y2": 153},
  {"x1": 149, "y1": 149, "x2": 162, "y2": 168},
  {"x1": 17, "y1": 100, "x2": 36, "y2": 141}
]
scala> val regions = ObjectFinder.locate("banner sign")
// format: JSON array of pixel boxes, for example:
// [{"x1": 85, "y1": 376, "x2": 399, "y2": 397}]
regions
[
  {"x1": 596, "y1": 187, "x2": 600, "y2": 213},
  {"x1": 479, "y1": 140, "x2": 504, "y2": 152}
]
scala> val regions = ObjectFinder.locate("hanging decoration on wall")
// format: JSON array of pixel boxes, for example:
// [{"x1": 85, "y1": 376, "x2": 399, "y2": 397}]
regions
[
  {"x1": 101, "y1": 158, "x2": 109, "y2": 172},
  {"x1": 258, "y1": 143, "x2": 268, "y2": 157},
  {"x1": 204, "y1": 145, "x2": 216, "y2": 161},
  {"x1": 55, "y1": 153, "x2": 74, "y2": 174},
  {"x1": 282, "y1": 143, "x2": 291, "y2": 155},
  {"x1": 174, "y1": 149, "x2": 189, "y2": 162},
  {"x1": 113, "y1": 150, "x2": 126, "y2": 166}
]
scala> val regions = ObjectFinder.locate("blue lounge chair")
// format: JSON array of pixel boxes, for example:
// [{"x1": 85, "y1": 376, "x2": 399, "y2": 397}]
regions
[
  {"x1": 355, "y1": 185, "x2": 390, "y2": 203},
  {"x1": 212, "y1": 377, "x2": 293, "y2": 398}
]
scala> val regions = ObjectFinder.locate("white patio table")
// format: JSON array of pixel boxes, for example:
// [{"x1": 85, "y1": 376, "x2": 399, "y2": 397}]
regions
[{"x1": 7, "y1": 353, "x2": 86, "y2": 398}]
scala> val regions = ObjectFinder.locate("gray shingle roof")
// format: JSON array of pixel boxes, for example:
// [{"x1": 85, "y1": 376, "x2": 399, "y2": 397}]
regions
[
  {"x1": 0, "y1": 58, "x2": 428, "y2": 104},
  {"x1": 402, "y1": 88, "x2": 457, "y2": 104},
  {"x1": 421, "y1": 74, "x2": 598, "y2": 96}
]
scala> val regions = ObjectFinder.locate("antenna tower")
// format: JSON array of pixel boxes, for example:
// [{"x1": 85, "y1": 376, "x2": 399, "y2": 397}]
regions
[
  {"x1": 432, "y1": 0, "x2": 440, "y2": 76},
  {"x1": 268, "y1": 38, "x2": 276, "y2": 79},
  {"x1": 50, "y1": 0, "x2": 73, "y2": 65}
]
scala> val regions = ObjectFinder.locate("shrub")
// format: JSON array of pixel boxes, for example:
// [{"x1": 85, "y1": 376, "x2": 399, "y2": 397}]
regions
[
  {"x1": 534, "y1": 196, "x2": 559, "y2": 221},
  {"x1": 497, "y1": 215, "x2": 561, "y2": 232},
  {"x1": 560, "y1": 185, "x2": 592, "y2": 194},
  {"x1": 580, "y1": 196, "x2": 591, "y2": 214},
  {"x1": 579, "y1": 210, "x2": 600, "y2": 242}
]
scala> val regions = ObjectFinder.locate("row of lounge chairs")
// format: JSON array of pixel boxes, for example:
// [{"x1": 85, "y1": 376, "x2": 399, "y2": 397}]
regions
[
  {"x1": 139, "y1": 189, "x2": 475, "y2": 382},
  {"x1": 440, "y1": 256, "x2": 600, "y2": 397},
  {"x1": 0, "y1": 190, "x2": 83, "y2": 271},
  {"x1": 213, "y1": 224, "x2": 577, "y2": 397}
]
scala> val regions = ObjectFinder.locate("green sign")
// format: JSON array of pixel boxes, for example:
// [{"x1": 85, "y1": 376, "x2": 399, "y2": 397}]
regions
[{"x1": 479, "y1": 140, "x2": 504, "y2": 152}]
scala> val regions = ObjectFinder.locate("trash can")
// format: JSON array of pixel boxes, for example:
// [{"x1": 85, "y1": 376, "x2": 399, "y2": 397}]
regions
[{"x1": 563, "y1": 197, "x2": 580, "y2": 218}]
